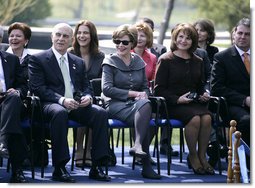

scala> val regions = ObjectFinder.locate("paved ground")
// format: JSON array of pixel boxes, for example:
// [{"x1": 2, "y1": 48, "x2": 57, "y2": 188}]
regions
[{"x1": 0, "y1": 145, "x2": 228, "y2": 184}]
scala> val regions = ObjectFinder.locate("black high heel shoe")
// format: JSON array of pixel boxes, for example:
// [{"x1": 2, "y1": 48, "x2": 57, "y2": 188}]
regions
[
  {"x1": 203, "y1": 166, "x2": 215, "y2": 175},
  {"x1": 187, "y1": 155, "x2": 206, "y2": 175}
]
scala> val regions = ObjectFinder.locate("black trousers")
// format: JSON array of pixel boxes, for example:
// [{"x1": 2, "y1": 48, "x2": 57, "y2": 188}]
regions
[
  {"x1": 0, "y1": 92, "x2": 27, "y2": 172},
  {"x1": 42, "y1": 102, "x2": 110, "y2": 167}
]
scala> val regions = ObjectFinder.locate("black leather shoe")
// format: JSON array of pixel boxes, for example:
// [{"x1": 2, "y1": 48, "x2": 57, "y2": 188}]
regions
[
  {"x1": 89, "y1": 167, "x2": 111, "y2": 181},
  {"x1": 9, "y1": 169, "x2": 28, "y2": 183},
  {"x1": 160, "y1": 144, "x2": 179, "y2": 157},
  {"x1": 0, "y1": 142, "x2": 9, "y2": 158},
  {"x1": 52, "y1": 167, "x2": 75, "y2": 183}
]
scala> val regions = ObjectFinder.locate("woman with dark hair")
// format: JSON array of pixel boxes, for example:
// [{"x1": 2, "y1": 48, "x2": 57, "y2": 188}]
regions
[
  {"x1": 68, "y1": 20, "x2": 105, "y2": 168},
  {"x1": 154, "y1": 23, "x2": 214, "y2": 175},
  {"x1": 193, "y1": 19, "x2": 219, "y2": 64},
  {"x1": 7, "y1": 22, "x2": 32, "y2": 82}
]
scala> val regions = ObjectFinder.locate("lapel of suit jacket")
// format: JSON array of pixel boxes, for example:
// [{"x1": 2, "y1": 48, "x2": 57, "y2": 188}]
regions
[
  {"x1": 231, "y1": 46, "x2": 249, "y2": 79},
  {"x1": 0, "y1": 51, "x2": 10, "y2": 89},
  {"x1": 48, "y1": 49, "x2": 65, "y2": 83},
  {"x1": 67, "y1": 53, "x2": 76, "y2": 85}
]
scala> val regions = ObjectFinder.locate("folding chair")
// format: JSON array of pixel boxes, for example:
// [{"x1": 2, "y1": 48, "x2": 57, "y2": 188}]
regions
[
  {"x1": 90, "y1": 78, "x2": 168, "y2": 175},
  {"x1": 208, "y1": 96, "x2": 230, "y2": 175},
  {"x1": 26, "y1": 95, "x2": 86, "y2": 178}
]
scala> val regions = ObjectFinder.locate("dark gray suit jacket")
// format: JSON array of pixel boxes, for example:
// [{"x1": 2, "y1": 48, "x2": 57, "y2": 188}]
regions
[{"x1": 210, "y1": 46, "x2": 250, "y2": 106}]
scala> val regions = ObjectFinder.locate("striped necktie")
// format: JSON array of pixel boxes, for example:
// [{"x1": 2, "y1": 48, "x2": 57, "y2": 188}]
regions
[{"x1": 59, "y1": 56, "x2": 73, "y2": 98}]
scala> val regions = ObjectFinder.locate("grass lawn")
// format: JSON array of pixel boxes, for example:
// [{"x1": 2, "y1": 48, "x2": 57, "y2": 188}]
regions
[{"x1": 67, "y1": 128, "x2": 182, "y2": 148}]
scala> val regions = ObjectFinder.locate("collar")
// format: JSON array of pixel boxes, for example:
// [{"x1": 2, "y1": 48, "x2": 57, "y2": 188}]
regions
[
  {"x1": 234, "y1": 45, "x2": 250, "y2": 56},
  {"x1": 52, "y1": 47, "x2": 68, "y2": 61},
  {"x1": 6, "y1": 47, "x2": 31, "y2": 62}
]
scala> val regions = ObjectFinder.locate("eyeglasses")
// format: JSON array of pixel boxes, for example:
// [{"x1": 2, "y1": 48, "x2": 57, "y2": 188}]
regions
[{"x1": 113, "y1": 39, "x2": 131, "y2": 46}]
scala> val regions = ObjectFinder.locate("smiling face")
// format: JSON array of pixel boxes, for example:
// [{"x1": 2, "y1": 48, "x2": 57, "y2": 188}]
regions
[
  {"x1": 175, "y1": 31, "x2": 192, "y2": 51},
  {"x1": 136, "y1": 30, "x2": 147, "y2": 48},
  {"x1": 115, "y1": 35, "x2": 132, "y2": 56},
  {"x1": 51, "y1": 23, "x2": 73, "y2": 55},
  {"x1": 76, "y1": 25, "x2": 91, "y2": 48},
  {"x1": 8, "y1": 29, "x2": 28, "y2": 52}
]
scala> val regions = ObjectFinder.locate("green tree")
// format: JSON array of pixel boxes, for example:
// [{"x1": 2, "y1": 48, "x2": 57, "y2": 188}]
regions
[
  {"x1": 188, "y1": 0, "x2": 250, "y2": 31},
  {"x1": 10, "y1": 0, "x2": 51, "y2": 26},
  {"x1": 0, "y1": 0, "x2": 35, "y2": 25}
]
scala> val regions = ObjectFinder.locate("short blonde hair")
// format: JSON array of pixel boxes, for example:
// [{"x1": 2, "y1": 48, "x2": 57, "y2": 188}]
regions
[{"x1": 135, "y1": 22, "x2": 153, "y2": 48}]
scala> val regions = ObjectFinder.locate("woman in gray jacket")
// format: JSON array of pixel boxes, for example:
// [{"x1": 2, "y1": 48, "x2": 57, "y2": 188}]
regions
[{"x1": 102, "y1": 24, "x2": 160, "y2": 179}]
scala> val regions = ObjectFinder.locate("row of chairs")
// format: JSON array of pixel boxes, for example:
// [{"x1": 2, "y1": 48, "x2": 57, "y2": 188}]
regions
[
  {"x1": 88, "y1": 78, "x2": 231, "y2": 176},
  {"x1": 1, "y1": 78, "x2": 231, "y2": 179}
]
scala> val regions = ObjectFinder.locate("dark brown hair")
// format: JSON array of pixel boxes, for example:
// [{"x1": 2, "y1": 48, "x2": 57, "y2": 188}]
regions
[
  {"x1": 170, "y1": 23, "x2": 198, "y2": 54},
  {"x1": 8, "y1": 22, "x2": 32, "y2": 48},
  {"x1": 72, "y1": 20, "x2": 99, "y2": 57},
  {"x1": 193, "y1": 19, "x2": 216, "y2": 45}
]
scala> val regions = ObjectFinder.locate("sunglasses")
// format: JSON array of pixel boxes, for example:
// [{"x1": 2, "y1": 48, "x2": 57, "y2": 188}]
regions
[{"x1": 113, "y1": 39, "x2": 131, "y2": 46}]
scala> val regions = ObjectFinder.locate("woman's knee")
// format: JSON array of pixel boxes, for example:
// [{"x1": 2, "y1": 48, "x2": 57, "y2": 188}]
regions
[
  {"x1": 201, "y1": 114, "x2": 212, "y2": 127},
  {"x1": 188, "y1": 116, "x2": 200, "y2": 127},
  {"x1": 141, "y1": 102, "x2": 152, "y2": 113}
]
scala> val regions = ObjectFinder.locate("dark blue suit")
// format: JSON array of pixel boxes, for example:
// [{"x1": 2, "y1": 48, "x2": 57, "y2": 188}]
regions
[
  {"x1": 0, "y1": 51, "x2": 28, "y2": 171},
  {"x1": 28, "y1": 48, "x2": 109, "y2": 166}
]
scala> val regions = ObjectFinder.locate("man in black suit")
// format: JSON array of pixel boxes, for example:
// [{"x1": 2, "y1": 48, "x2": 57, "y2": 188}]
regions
[
  {"x1": 0, "y1": 26, "x2": 29, "y2": 183},
  {"x1": 28, "y1": 23, "x2": 111, "y2": 182},
  {"x1": 211, "y1": 18, "x2": 250, "y2": 147}
]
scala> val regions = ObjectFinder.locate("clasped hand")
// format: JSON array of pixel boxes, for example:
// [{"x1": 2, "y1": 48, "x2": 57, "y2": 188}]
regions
[
  {"x1": 135, "y1": 91, "x2": 148, "y2": 100},
  {"x1": 63, "y1": 96, "x2": 91, "y2": 110},
  {"x1": 177, "y1": 91, "x2": 210, "y2": 104}
]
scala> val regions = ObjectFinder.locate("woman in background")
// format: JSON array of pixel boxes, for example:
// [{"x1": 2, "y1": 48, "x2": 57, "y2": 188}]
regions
[
  {"x1": 193, "y1": 19, "x2": 219, "y2": 64},
  {"x1": 68, "y1": 20, "x2": 105, "y2": 168},
  {"x1": 132, "y1": 22, "x2": 157, "y2": 87}
]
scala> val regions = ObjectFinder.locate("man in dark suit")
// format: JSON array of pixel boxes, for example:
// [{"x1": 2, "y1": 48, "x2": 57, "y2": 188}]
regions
[
  {"x1": 211, "y1": 18, "x2": 250, "y2": 148},
  {"x1": 28, "y1": 23, "x2": 111, "y2": 182},
  {"x1": 211, "y1": 18, "x2": 251, "y2": 145},
  {"x1": 0, "y1": 25, "x2": 29, "y2": 183}
]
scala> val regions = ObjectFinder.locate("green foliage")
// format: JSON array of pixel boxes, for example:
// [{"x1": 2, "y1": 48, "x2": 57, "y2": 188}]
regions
[
  {"x1": 9, "y1": 0, "x2": 51, "y2": 26},
  {"x1": 188, "y1": 0, "x2": 250, "y2": 31}
]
